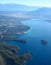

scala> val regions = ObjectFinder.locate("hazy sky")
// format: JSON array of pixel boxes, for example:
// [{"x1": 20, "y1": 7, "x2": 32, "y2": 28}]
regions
[{"x1": 0, "y1": 0, "x2": 51, "y2": 7}]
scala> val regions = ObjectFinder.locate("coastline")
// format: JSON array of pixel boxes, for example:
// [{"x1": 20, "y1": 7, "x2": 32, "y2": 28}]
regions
[{"x1": 16, "y1": 27, "x2": 31, "y2": 35}]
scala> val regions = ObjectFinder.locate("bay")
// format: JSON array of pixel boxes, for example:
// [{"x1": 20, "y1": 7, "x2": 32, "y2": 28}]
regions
[{"x1": 6, "y1": 19, "x2": 51, "y2": 65}]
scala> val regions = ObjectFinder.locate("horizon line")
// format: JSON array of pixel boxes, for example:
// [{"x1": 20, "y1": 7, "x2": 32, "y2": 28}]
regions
[{"x1": 0, "y1": 3, "x2": 51, "y2": 7}]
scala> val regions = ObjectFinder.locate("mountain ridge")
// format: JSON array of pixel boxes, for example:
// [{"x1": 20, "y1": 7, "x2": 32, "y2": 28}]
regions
[{"x1": 0, "y1": 4, "x2": 41, "y2": 11}]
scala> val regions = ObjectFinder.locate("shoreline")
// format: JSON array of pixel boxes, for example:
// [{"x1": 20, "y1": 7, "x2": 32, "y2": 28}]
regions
[{"x1": 16, "y1": 27, "x2": 32, "y2": 35}]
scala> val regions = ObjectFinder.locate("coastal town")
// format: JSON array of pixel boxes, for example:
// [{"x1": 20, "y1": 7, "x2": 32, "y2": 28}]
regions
[
  {"x1": 0, "y1": 14, "x2": 32, "y2": 65},
  {"x1": 0, "y1": 14, "x2": 30, "y2": 42}
]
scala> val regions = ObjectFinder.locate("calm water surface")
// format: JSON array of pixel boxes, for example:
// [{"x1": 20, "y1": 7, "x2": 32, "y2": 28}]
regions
[{"x1": 6, "y1": 19, "x2": 51, "y2": 65}]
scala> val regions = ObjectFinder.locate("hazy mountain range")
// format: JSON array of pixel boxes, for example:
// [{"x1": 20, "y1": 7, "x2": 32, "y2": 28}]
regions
[
  {"x1": 28, "y1": 7, "x2": 51, "y2": 19},
  {"x1": 0, "y1": 4, "x2": 41, "y2": 12},
  {"x1": 0, "y1": 4, "x2": 51, "y2": 20}
]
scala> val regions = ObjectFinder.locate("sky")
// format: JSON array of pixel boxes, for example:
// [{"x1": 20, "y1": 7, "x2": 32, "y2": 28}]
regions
[{"x1": 0, "y1": 0, "x2": 51, "y2": 7}]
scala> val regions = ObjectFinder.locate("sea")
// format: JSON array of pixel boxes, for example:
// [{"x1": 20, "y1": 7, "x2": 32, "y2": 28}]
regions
[{"x1": 6, "y1": 19, "x2": 51, "y2": 65}]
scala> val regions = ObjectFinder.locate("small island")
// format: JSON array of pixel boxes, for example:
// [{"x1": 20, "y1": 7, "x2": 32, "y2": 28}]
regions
[{"x1": 45, "y1": 19, "x2": 51, "y2": 23}]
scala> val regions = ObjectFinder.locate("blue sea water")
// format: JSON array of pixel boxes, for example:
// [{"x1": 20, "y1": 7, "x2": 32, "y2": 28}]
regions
[{"x1": 6, "y1": 19, "x2": 51, "y2": 65}]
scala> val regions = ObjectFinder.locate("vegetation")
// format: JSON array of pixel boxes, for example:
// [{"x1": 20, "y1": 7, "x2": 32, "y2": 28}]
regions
[{"x1": 0, "y1": 42, "x2": 32, "y2": 65}]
